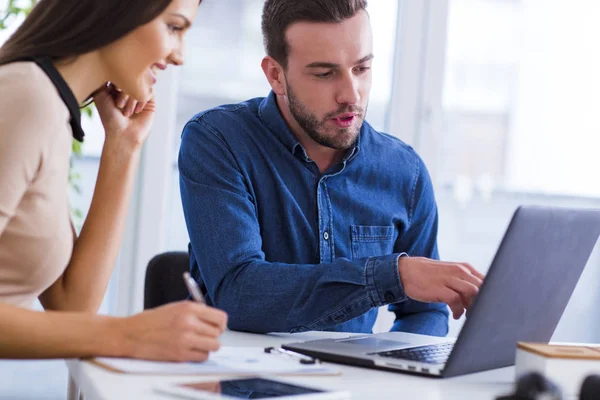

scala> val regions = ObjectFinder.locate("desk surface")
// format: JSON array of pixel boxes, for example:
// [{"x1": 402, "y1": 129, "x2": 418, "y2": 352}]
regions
[{"x1": 66, "y1": 331, "x2": 516, "y2": 400}]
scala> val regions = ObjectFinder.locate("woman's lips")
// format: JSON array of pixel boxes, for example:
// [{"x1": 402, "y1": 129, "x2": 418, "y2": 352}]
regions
[{"x1": 148, "y1": 68, "x2": 158, "y2": 84}]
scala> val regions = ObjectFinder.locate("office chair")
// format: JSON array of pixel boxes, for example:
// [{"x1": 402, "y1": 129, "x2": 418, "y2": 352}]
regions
[{"x1": 144, "y1": 251, "x2": 191, "y2": 309}]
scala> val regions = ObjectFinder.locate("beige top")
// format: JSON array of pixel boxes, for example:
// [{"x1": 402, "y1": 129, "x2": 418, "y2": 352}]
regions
[{"x1": 0, "y1": 62, "x2": 75, "y2": 308}]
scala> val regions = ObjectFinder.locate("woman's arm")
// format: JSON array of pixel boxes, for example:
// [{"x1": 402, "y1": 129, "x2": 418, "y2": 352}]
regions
[
  {"x1": 0, "y1": 301, "x2": 227, "y2": 360},
  {"x1": 0, "y1": 303, "x2": 123, "y2": 358},
  {"x1": 40, "y1": 89, "x2": 153, "y2": 312}
]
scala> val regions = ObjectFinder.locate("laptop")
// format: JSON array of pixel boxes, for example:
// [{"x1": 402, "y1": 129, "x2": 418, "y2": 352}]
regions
[{"x1": 283, "y1": 206, "x2": 600, "y2": 378}]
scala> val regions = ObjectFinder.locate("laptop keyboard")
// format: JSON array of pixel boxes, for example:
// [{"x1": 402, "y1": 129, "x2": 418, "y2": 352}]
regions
[{"x1": 371, "y1": 342, "x2": 454, "y2": 365}]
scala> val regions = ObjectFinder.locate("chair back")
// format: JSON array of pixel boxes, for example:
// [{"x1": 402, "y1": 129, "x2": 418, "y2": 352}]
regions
[{"x1": 144, "y1": 251, "x2": 190, "y2": 309}]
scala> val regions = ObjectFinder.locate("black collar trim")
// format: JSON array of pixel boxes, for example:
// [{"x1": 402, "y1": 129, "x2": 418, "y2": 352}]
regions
[{"x1": 25, "y1": 57, "x2": 85, "y2": 142}]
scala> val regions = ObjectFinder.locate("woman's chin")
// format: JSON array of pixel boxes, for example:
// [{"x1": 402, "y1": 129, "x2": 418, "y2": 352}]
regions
[
  {"x1": 138, "y1": 85, "x2": 153, "y2": 102},
  {"x1": 128, "y1": 86, "x2": 152, "y2": 103}
]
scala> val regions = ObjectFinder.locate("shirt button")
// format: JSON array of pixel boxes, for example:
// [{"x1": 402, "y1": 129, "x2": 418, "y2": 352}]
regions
[
  {"x1": 323, "y1": 231, "x2": 329, "y2": 240},
  {"x1": 384, "y1": 291, "x2": 396, "y2": 302}
]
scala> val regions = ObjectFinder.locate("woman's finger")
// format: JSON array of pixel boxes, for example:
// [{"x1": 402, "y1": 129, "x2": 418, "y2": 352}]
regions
[
  {"x1": 186, "y1": 335, "x2": 221, "y2": 354},
  {"x1": 185, "y1": 315, "x2": 223, "y2": 339},
  {"x1": 142, "y1": 98, "x2": 157, "y2": 113},
  {"x1": 93, "y1": 86, "x2": 118, "y2": 119},
  {"x1": 184, "y1": 348, "x2": 211, "y2": 362},
  {"x1": 123, "y1": 97, "x2": 138, "y2": 117},
  {"x1": 116, "y1": 92, "x2": 129, "y2": 109},
  {"x1": 189, "y1": 303, "x2": 228, "y2": 331},
  {"x1": 134, "y1": 101, "x2": 146, "y2": 114}
]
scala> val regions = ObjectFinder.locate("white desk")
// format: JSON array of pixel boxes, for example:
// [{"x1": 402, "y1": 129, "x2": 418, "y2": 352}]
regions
[{"x1": 66, "y1": 331, "x2": 516, "y2": 400}]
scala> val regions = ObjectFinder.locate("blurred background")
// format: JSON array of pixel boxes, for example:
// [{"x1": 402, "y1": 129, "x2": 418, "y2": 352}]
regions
[{"x1": 1, "y1": 0, "x2": 600, "y2": 398}]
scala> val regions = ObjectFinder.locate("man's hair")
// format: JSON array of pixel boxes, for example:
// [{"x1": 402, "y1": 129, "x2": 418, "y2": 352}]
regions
[{"x1": 261, "y1": 0, "x2": 368, "y2": 69}]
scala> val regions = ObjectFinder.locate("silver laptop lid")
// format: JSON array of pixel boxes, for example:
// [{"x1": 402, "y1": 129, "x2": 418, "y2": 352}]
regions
[{"x1": 444, "y1": 206, "x2": 600, "y2": 377}]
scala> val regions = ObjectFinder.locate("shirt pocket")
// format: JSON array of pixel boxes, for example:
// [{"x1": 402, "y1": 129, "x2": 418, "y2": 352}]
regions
[{"x1": 351, "y1": 225, "x2": 395, "y2": 259}]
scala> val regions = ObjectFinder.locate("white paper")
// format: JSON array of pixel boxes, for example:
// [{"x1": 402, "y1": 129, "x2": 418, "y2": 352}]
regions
[{"x1": 93, "y1": 346, "x2": 339, "y2": 376}]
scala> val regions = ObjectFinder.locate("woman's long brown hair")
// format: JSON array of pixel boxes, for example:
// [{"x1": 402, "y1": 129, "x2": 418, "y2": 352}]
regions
[{"x1": 0, "y1": 0, "x2": 174, "y2": 65}]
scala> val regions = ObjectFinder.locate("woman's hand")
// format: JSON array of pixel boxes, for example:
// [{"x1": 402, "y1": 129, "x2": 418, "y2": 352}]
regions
[
  {"x1": 93, "y1": 84, "x2": 155, "y2": 150},
  {"x1": 119, "y1": 301, "x2": 228, "y2": 362}
]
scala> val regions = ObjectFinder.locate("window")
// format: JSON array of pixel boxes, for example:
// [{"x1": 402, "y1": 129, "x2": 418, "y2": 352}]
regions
[
  {"x1": 423, "y1": 0, "x2": 600, "y2": 340},
  {"x1": 440, "y1": 0, "x2": 600, "y2": 197}
]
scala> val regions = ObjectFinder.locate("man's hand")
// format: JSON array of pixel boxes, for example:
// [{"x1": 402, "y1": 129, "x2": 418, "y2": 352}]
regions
[{"x1": 397, "y1": 257, "x2": 485, "y2": 319}]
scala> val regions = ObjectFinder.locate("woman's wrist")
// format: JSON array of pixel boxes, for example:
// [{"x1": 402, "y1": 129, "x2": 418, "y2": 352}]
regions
[
  {"x1": 103, "y1": 134, "x2": 143, "y2": 155},
  {"x1": 100, "y1": 136, "x2": 143, "y2": 167},
  {"x1": 103, "y1": 316, "x2": 134, "y2": 358}
]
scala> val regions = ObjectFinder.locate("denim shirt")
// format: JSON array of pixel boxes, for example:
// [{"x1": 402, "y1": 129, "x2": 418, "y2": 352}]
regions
[{"x1": 179, "y1": 92, "x2": 449, "y2": 335}]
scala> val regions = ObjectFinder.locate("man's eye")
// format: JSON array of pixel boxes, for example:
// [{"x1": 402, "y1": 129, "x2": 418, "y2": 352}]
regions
[
  {"x1": 315, "y1": 71, "x2": 333, "y2": 79},
  {"x1": 355, "y1": 67, "x2": 371, "y2": 74}
]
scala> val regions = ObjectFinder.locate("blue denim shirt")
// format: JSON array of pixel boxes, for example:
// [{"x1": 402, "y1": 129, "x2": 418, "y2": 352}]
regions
[{"x1": 179, "y1": 92, "x2": 449, "y2": 335}]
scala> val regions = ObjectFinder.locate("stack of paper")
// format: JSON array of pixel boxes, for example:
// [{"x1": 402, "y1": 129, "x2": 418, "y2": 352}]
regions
[{"x1": 91, "y1": 346, "x2": 340, "y2": 376}]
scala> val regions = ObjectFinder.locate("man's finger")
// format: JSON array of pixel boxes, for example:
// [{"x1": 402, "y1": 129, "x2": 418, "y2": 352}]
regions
[
  {"x1": 460, "y1": 262, "x2": 485, "y2": 281},
  {"x1": 455, "y1": 266, "x2": 484, "y2": 289},
  {"x1": 439, "y1": 287, "x2": 465, "y2": 320},
  {"x1": 446, "y1": 277, "x2": 479, "y2": 310}
]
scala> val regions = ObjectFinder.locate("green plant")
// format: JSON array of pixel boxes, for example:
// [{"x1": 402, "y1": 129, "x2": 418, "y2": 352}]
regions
[
  {"x1": 2, "y1": 0, "x2": 88, "y2": 225},
  {"x1": 0, "y1": 0, "x2": 35, "y2": 30}
]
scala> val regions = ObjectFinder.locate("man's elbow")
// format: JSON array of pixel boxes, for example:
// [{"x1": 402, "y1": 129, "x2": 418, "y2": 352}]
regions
[
  {"x1": 211, "y1": 295, "x2": 290, "y2": 334},
  {"x1": 209, "y1": 294, "x2": 269, "y2": 334}
]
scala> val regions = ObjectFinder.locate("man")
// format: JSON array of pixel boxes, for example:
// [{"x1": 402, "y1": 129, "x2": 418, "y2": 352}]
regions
[{"x1": 179, "y1": 0, "x2": 483, "y2": 335}]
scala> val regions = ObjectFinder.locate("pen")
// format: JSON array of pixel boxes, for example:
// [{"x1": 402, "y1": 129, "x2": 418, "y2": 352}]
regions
[
  {"x1": 264, "y1": 346, "x2": 321, "y2": 365},
  {"x1": 183, "y1": 272, "x2": 206, "y2": 305}
]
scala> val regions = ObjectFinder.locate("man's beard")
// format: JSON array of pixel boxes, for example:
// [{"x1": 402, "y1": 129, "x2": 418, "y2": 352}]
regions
[{"x1": 285, "y1": 82, "x2": 366, "y2": 151}]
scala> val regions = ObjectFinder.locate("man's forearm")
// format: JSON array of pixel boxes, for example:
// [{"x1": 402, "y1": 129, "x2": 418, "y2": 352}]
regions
[{"x1": 206, "y1": 254, "x2": 404, "y2": 333}]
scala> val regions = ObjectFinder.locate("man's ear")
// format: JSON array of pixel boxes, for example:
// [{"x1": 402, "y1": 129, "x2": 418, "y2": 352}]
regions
[{"x1": 261, "y1": 56, "x2": 286, "y2": 96}]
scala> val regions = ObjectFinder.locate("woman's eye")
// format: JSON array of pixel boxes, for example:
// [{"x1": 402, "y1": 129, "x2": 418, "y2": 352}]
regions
[{"x1": 168, "y1": 25, "x2": 184, "y2": 33}]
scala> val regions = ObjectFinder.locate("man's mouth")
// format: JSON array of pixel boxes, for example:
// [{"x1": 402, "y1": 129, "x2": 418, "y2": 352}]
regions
[{"x1": 332, "y1": 113, "x2": 358, "y2": 128}]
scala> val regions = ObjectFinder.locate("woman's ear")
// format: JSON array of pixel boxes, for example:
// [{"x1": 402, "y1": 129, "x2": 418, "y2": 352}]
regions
[{"x1": 261, "y1": 56, "x2": 286, "y2": 96}]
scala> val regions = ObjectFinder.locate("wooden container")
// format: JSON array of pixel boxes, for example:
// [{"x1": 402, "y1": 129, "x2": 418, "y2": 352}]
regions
[{"x1": 515, "y1": 342, "x2": 600, "y2": 396}]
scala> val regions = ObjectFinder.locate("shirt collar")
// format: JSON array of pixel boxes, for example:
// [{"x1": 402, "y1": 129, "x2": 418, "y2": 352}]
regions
[
  {"x1": 28, "y1": 57, "x2": 85, "y2": 142},
  {"x1": 344, "y1": 130, "x2": 361, "y2": 163},
  {"x1": 258, "y1": 91, "x2": 362, "y2": 162},
  {"x1": 258, "y1": 91, "x2": 300, "y2": 154}
]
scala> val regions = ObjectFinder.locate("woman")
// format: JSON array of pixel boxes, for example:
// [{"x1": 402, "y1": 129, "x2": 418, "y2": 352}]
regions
[{"x1": 0, "y1": 0, "x2": 227, "y2": 361}]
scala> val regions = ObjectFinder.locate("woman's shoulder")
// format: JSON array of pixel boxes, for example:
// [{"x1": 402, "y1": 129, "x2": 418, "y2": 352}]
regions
[
  {"x1": 0, "y1": 62, "x2": 69, "y2": 136},
  {"x1": 0, "y1": 61, "x2": 68, "y2": 114}
]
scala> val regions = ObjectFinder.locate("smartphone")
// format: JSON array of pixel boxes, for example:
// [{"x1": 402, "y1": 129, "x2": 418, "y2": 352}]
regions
[{"x1": 154, "y1": 377, "x2": 350, "y2": 400}]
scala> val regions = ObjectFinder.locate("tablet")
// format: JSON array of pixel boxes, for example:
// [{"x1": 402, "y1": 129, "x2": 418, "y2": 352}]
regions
[{"x1": 154, "y1": 377, "x2": 350, "y2": 400}]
